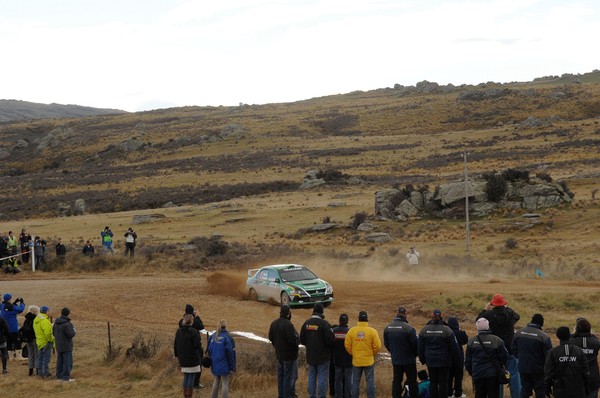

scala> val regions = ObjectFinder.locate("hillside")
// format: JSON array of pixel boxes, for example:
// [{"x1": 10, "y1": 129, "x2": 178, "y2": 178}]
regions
[
  {"x1": 0, "y1": 99, "x2": 126, "y2": 122},
  {"x1": 1, "y1": 72, "x2": 599, "y2": 221}
]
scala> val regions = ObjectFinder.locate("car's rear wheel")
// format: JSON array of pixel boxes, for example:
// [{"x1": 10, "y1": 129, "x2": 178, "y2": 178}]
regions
[
  {"x1": 248, "y1": 288, "x2": 258, "y2": 301},
  {"x1": 280, "y1": 292, "x2": 291, "y2": 306}
]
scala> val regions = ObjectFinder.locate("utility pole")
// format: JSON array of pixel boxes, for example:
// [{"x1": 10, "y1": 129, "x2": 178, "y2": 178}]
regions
[{"x1": 463, "y1": 151, "x2": 470, "y2": 253}]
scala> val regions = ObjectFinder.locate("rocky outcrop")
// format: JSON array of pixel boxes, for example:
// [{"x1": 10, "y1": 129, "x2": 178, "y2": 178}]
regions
[
  {"x1": 300, "y1": 170, "x2": 326, "y2": 189},
  {"x1": 375, "y1": 177, "x2": 573, "y2": 220}
]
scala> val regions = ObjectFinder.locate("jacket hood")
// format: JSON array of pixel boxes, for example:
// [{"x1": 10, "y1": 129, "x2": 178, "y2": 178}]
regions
[
  {"x1": 447, "y1": 317, "x2": 459, "y2": 330},
  {"x1": 25, "y1": 312, "x2": 37, "y2": 321},
  {"x1": 54, "y1": 316, "x2": 71, "y2": 325}
]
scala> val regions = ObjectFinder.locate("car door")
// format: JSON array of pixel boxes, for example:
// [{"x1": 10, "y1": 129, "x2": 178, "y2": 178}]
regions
[
  {"x1": 255, "y1": 268, "x2": 270, "y2": 299},
  {"x1": 265, "y1": 268, "x2": 281, "y2": 301}
]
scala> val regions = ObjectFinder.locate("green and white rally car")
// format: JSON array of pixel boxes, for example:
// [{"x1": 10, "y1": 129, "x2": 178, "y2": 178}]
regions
[{"x1": 246, "y1": 264, "x2": 334, "y2": 307}]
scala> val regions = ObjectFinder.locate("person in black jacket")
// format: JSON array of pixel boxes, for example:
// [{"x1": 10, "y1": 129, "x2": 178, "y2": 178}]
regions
[
  {"x1": 53, "y1": 307, "x2": 77, "y2": 381},
  {"x1": 465, "y1": 318, "x2": 509, "y2": 398},
  {"x1": 545, "y1": 326, "x2": 590, "y2": 398},
  {"x1": 332, "y1": 314, "x2": 352, "y2": 398},
  {"x1": 179, "y1": 304, "x2": 205, "y2": 389},
  {"x1": 55, "y1": 238, "x2": 67, "y2": 263},
  {"x1": 300, "y1": 303, "x2": 335, "y2": 398},
  {"x1": 570, "y1": 318, "x2": 600, "y2": 398},
  {"x1": 418, "y1": 309, "x2": 461, "y2": 398},
  {"x1": 269, "y1": 305, "x2": 300, "y2": 398},
  {"x1": 477, "y1": 293, "x2": 521, "y2": 398},
  {"x1": 20, "y1": 305, "x2": 39, "y2": 376},
  {"x1": 384, "y1": 307, "x2": 419, "y2": 398},
  {"x1": 447, "y1": 317, "x2": 468, "y2": 398},
  {"x1": 0, "y1": 315, "x2": 8, "y2": 374},
  {"x1": 174, "y1": 313, "x2": 203, "y2": 398},
  {"x1": 124, "y1": 228, "x2": 137, "y2": 257},
  {"x1": 511, "y1": 314, "x2": 552, "y2": 398}
]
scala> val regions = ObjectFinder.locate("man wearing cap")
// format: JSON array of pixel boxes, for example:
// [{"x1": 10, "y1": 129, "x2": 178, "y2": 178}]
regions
[
  {"x1": 545, "y1": 326, "x2": 590, "y2": 398},
  {"x1": 465, "y1": 318, "x2": 509, "y2": 397},
  {"x1": 418, "y1": 309, "x2": 461, "y2": 398},
  {"x1": 53, "y1": 307, "x2": 76, "y2": 381},
  {"x1": 511, "y1": 314, "x2": 552, "y2": 398},
  {"x1": 384, "y1": 307, "x2": 419, "y2": 398},
  {"x1": 478, "y1": 293, "x2": 521, "y2": 398},
  {"x1": 332, "y1": 314, "x2": 353, "y2": 398},
  {"x1": 0, "y1": 293, "x2": 25, "y2": 360},
  {"x1": 179, "y1": 304, "x2": 205, "y2": 389},
  {"x1": 269, "y1": 305, "x2": 300, "y2": 398},
  {"x1": 300, "y1": 303, "x2": 335, "y2": 398},
  {"x1": 33, "y1": 305, "x2": 55, "y2": 378},
  {"x1": 570, "y1": 318, "x2": 600, "y2": 398},
  {"x1": 344, "y1": 310, "x2": 381, "y2": 398}
]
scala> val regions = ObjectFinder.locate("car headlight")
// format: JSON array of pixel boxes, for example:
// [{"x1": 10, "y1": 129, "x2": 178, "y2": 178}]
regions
[
  {"x1": 286, "y1": 284, "x2": 302, "y2": 295},
  {"x1": 325, "y1": 282, "x2": 333, "y2": 295}
]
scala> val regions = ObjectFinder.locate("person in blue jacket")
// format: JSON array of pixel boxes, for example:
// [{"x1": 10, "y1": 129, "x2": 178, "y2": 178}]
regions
[
  {"x1": 208, "y1": 319, "x2": 236, "y2": 398},
  {"x1": 100, "y1": 226, "x2": 114, "y2": 255},
  {"x1": 0, "y1": 293, "x2": 25, "y2": 359}
]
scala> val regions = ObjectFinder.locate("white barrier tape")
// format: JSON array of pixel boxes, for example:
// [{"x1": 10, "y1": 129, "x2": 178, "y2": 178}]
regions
[{"x1": 0, "y1": 250, "x2": 32, "y2": 262}]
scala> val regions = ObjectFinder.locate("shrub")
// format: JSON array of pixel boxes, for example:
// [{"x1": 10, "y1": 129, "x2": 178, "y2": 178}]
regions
[
  {"x1": 485, "y1": 174, "x2": 508, "y2": 202},
  {"x1": 558, "y1": 180, "x2": 575, "y2": 199},
  {"x1": 125, "y1": 333, "x2": 161, "y2": 361},
  {"x1": 351, "y1": 212, "x2": 367, "y2": 230},
  {"x1": 322, "y1": 216, "x2": 331, "y2": 224},
  {"x1": 536, "y1": 172, "x2": 553, "y2": 182},
  {"x1": 104, "y1": 342, "x2": 123, "y2": 363},
  {"x1": 501, "y1": 168, "x2": 529, "y2": 182},
  {"x1": 316, "y1": 169, "x2": 347, "y2": 182},
  {"x1": 505, "y1": 238, "x2": 518, "y2": 249}
]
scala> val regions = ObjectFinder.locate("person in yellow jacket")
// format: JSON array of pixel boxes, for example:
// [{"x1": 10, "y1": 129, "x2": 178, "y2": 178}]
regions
[
  {"x1": 344, "y1": 311, "x2": 381, "y2": 398},
  {"x1": 33, "y1": 306, "x2": 54, "y2": 378}
]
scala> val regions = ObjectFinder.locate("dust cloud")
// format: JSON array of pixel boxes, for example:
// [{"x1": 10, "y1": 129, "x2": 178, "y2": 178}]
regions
[{"x1": 206, "y1": 271, "x2": 249, "y2": 299}]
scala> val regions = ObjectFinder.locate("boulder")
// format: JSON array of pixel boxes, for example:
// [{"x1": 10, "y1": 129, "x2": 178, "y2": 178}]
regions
[
  {"x1": 58, "y1": 202, "x2": 71, "y2": 217},
  {"x1": 73, "y1": 199, "x2": 86, "y2": 215},
  {"x1": 437, "y1": 181, "x2": 487, "y2": 206},
  {"x1": 300, "y1": 170, "x2": 326, "y2": 189},
  {"x1": 356, "y1": 222, "x2": 376, "y2": 232},
  {"x1": 364, "y1": 232, "x2": 391, "y2": 243},
  {"x1": 132, "y1": 213, "x2": 166, "y2": 224},
  {"x1": 312, "y1": 223, "x2": 338, "y2": 232},
  {"x1": 410, "y1": 191, "x2": 424, "y2": 209},
  {"x1": 374, "y1": 188, "x2": 400, "y2": 218},
  {"x1": 471, "y1": 202, "x2": 498, "y2": 217},
  {"x1": 396, "y1": 199, "x2": 419, "y2": 218}
]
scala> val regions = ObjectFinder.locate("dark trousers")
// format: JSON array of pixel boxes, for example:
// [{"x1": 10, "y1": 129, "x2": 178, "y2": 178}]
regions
[
  {"x1": 448, "y1": 366, "x2": 464, "y2": 397},
  {"x1": 474, "y1": 376, "x2": 500, "y2": 398},
  {"x1": 125, "y1": 242, "x2": 135, "y2": 256},
  {"x1": 392, "y1": 364, "x2": 418, "y2": 398},
  {"x1": 428, "y1": 366, "x2": 449, "y2": 398},
  {"x1": 519, "y1": 373, "x2": 544, "y2": 398}
]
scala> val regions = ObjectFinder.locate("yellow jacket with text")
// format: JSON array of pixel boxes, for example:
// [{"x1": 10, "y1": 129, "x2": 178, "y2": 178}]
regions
[{"x1": 344, "y1": 321, "x2": 381, "y2": 367}]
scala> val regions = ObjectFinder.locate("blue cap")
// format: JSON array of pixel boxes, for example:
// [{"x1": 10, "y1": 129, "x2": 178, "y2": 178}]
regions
[
  {"x1": 40, "y1": 306, "x2": 49, "y2": 313},
  {"x1": 3, "y1": 293, "x2": 12, "y2": 301}
]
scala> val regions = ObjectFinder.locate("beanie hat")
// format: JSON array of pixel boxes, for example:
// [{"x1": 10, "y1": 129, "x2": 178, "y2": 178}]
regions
[
  {"x1": 397, "y1": 307, "x2": 407, "y2": 316},
  {"x1": 339, "y1": 313, "x2": 349, "y2": 325},
  {"x1": 432, "y1": 309, "x2": 443, "y2": 319},
  {"x1": 61, "y1": 307, "x2": 70, "y2": 317},
  {"x1": 476, "y1": 318, "x2": 490, "y2": 331},
  {"x1": 280, "y1": 305, "x2": 291, "y2": 317},
  {"x1": 313, "y1": 303, "x2": 324, "y2": 315},
  {"x1": 358, "y1": 311, "x2": 368, "y2": 322},
  {"x1": 417, "y1": 369, "x2": 429, "y2": 381},
  {"x1": 40, "y1": 306, "x2": 49, "y2": 313},
  {"x1": 531, "y1": 313, "x2": 544, "y2": 327},
  {"x1": 490, "y1": 294, "x2": 508, "y2": 307},
  {"x1": 3, "y1": 293, "x2": 12, "y2": 301},
  {"x1": 556, "y1": 326, "x2": 571, "y2": 341},
  {"x1": 185, "y1": 304, "x2": 195, "y2": 315}
]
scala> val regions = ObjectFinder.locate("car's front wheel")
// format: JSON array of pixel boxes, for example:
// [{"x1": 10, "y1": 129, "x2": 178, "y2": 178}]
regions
[
  {"x1": 280, "y1": 292, "x2": 291, "y2": 306},
  {"x1": 248, "y1": 288, "x2": 258, "y2": 301}
]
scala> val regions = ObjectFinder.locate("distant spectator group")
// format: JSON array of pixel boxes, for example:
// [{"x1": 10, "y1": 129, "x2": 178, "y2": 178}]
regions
[{"x1": 0, "y1": 226, "x2": 140, "y2": 273}]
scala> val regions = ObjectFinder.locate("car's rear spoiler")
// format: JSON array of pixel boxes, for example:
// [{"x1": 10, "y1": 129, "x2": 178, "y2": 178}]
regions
[{"x1": 248, "y1": 268, "x2": 260, "y2": 277}]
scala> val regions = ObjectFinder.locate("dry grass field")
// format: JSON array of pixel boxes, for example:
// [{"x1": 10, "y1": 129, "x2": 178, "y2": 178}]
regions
[{"x1": 1, "y1": 74, "x2": 600, "y2": 396}]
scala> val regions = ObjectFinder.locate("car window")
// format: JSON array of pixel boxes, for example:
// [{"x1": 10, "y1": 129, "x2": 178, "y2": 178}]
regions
[
  {"x1": 258, "y1": 269, "x2": 270, "y2": 281},
  {"x1": 279, "y1": 267, "x2": 317, "y2": 282},
  {"x1": 268, "y1": 269, "x2": 278, "y2": 283}
]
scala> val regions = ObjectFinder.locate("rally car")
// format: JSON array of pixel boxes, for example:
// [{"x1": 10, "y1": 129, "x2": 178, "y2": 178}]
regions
[{"x1": 246, "y1": 264, "x2": 334, "y2": 307}]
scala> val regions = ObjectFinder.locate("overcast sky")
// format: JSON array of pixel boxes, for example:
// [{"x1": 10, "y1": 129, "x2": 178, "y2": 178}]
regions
[{"x1": 1, "y1": 0, "x2": 598, "y2": 112}]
